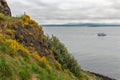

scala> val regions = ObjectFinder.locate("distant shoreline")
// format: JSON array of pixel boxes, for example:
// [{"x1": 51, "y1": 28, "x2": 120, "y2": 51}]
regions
[
  {"x1": 42, "y1": 23, "x2": 120, "y2": 27},
  {"x1": 42, "y1": 25, "x2": 120, "y2": 27}
]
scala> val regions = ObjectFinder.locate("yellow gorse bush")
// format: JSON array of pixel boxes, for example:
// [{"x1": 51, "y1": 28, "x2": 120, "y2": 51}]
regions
[
  {"x1": 6, "y1": 29, "x2": 15, "y2": 35},
  {"x1": 19, "y1": 35, "x2": 24, "y2": 40},
  {"x1": 0, "y1": 34, "x2": 3, "y2": 37},
  {"x1": 19, "y1": 14, "x2": 38, "y2": 27},
  {"x1": 6, "y1": 39, "x2": 29, "y2": 56},
  {"x1": 33, "y1": 52, "x2": 52, "y2": 69},
  {"x1": 33, "y1": 52, "x2": 41, "y2": 61},
  {"x1": 55, "y1": 61, "x2": 62, "y2": 70},
  {"x1": 0, "y1": 13, "x2": 6, "y2": 20},
  {"x1": 18, "y1": 19, "x2": 24, "y2": 27}
]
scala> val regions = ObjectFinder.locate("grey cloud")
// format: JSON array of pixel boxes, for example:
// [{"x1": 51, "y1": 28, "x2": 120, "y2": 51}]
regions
[{"x1": 6, "y1": 0, "x2": 120, "y2": 24}]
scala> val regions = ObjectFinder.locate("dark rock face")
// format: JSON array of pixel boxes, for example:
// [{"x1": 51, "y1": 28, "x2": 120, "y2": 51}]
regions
[
  {"x1": 0, "y1": 0, "x2": 11, "y2": 16},
  {"x1": 14, "y1": 25, "x2": 51, "y2": 56}
]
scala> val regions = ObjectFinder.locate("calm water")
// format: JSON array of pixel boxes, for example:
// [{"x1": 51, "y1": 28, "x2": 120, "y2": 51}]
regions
[{"x1": 43, "y1": 26, "x2": 120, "y2": 79}]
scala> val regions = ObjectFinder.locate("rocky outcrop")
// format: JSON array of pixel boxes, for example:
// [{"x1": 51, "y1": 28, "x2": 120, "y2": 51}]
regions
[
  {"x1": 0, "y1": 0, "x2": 11, "y2": 16},
  {"x1": 14, "y1": 25, "x2": 51, "y2": 56}
]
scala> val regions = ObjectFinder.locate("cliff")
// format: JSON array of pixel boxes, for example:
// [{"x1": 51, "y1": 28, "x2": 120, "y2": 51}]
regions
[
  {"x1": 0, "y1": 1, "x2": 115, "y2": 80},
  {"x1": 0, "y1": 0, "x2": 11, "y2": 16}
]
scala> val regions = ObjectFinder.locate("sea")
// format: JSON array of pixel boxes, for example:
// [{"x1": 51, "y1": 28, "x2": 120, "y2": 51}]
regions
[{"x1": 43, "y1": 26, "x2": 120, "y2": 80}]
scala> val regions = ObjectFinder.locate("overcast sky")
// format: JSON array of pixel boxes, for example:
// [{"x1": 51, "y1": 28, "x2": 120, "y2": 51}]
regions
[{"x1": 6, "y1": 0, "x2": 120, "y2": 24}]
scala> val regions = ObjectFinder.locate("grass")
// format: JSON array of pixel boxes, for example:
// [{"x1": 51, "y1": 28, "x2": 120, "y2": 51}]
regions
[
  {"x1": 0, "y1": 13, "x2": 102, "y2": 80},
  {"x1": 0, "y1": 13, "x2": 6, "y2": 21},
  {"x1": 19, "y1": 68, "x2": 32, "y2": 80},
  {"x1": 0, "y1": 58, "x2": 14, "y2": 80},
  {"x1": 0, "y1": 41, "x2": 78, "y2": 80}
]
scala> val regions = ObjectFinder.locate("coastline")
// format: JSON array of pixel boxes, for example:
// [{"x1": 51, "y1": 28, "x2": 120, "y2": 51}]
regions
[{"x1": 88, "y1": 71, "x2": 116, "y2": 80}]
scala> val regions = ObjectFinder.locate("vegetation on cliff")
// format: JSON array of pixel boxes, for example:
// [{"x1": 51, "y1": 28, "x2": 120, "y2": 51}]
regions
[
  {"x1": 0, "y1": 0, "x2": 104, "y2": 79},
  {"x1": 0, "y1": 12, "x2": 103, "y2": 80},
  {"x1": 0, "y1": 0, "x2": 117, "y2": 79},
  {"x1": 48, "y1": 35, "x2": 81, "y2": 78}
]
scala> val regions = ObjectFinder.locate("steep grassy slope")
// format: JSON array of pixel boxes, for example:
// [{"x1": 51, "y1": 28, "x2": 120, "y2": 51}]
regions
[
  {"x1": 0, "y1": 36, "x2": 78, "y2": 80},
  {"x1": 0, "y1": 13, "x2": 102, "y2": 80}
]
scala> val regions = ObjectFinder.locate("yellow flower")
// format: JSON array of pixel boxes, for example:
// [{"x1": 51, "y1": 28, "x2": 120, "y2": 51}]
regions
[
  {"x1": 20, "y1": 14, "x2": 39, "y2": 27},
  {"x1": 55, "y1": 61, "x2": 62, "y2": 70},
  {"x1": 6, "y1": 39, "x2": 29, "y2": 56},
  {"x1": 19, "y1": 35, "x2": 24, "y2": 40},
  {"x1": 0, "y1": 33, "x2": 3, "y2": 37},
  {"x1": 33, "y1": 52, "x2": 52, "y2": 69},
  {"x1": 6, "y1": 29, "x2": 15, "y2": 35}
]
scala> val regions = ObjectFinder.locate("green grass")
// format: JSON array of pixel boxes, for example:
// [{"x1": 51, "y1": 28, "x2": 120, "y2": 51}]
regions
[
  {"x1": 0, "y1": 52, "x2": 78, "y2": 80},
  {"x1": 0, "y1": 13, "x2": 102, "y2": 80},
  {"x1": 19, "y1": 69, "x2": 32, "y2": 80},
  {"x1": 0, "y1": 58, "x2": 14, "y2": 80}
]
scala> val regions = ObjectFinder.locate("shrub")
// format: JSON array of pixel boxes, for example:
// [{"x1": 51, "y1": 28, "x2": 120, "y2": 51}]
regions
[
  {"x1": 0, "y1": 13, "x2": 6, "y2": 21},
  {"x1": 55, "y1": 61, "x2": 62, "y2": 70},
  {"x1": 6, "y1": 29, "x2": 15, "y2": 35},
  {"x1": 6, "y1": 39, "x2": 19, "y2": 53},
  {"x1": 19, "y1": 35, "x2": 24, "y2": 40},
  {"x1": 0, "y1": 38, "x2": 30, "y2": 58},
  {"x1": 6, "y1": 39, "x2": 30, "y2": 56},
  {"x1": 0, "y1": 33, "x2": 3, "y2": 37},
  {"x1": 48, "y1": 35, "x2": 81, "y2": 78},
  {"x1": 33, "y1": 52, "x2": 52, "y2": 69},
  {"x1": 19, "y1": 14, "x2": 39, "y2": 27},
  {"x1": 18, "y1": 19, "x2": 24, "y2": 27}
]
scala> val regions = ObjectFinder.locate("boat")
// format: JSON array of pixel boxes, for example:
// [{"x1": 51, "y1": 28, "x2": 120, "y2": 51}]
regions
[{"x1": 97, "y1": 33, "x2": 106, "y2": 36}]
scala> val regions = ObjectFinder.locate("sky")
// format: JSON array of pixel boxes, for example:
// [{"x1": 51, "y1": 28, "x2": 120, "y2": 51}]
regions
[{"x1": 6, "y1": 0, "x2": 120, "y2": 24}]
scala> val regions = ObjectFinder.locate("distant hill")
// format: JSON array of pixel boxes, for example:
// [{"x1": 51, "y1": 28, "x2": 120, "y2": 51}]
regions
[{"x1": 42, "y1": 23, "x2": 120, "y2": 27}]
